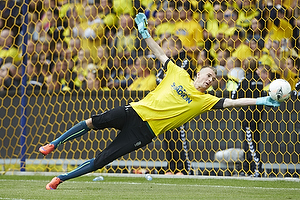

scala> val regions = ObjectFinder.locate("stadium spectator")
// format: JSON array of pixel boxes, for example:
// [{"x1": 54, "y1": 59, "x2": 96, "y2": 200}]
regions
[
  {"x1": 248, "y1": 37, "x2": 264, "y2": 58},
  {"x1": 246, "y1": 16, "x2": 267, "y2": 50},
  {"x1": 215, "y1": 7, "x2": 239, "y2": 52},
  {"x1": 27, "y1": 55, "x2": 47, "y2": 92},
  {"x1": 28, "y1": 12, "x2": 40, "y2": 41},
  {"x1": 290, "y1": 1, "x2": 300, "y2": 52},
  {"x1": 225, "y1": 56, "x2": 244, "y2": 92},
  {"x1": 54, "y1": 40, "x2": 69, "y2": 59},
  {"x1": 127, "y1": 56, "x2": 157, "y2": 91},
  {"x1": 112, "y1": 0, "x2": 142, "y2": 16},
  {"x1": 27, "y1": 39, "x2": 38, "y2": 60},
  {"x1": 264, "y1": 0, "x2": 293, "y2": 42},
  {"x1": 150, "y1": 1, "x2": 178, "y2": 42},
  {"x1": 0, "y1": 62, "x2": 10, "y2": 91},
  {"x1": 107, "y1": 60, "x2": 136, "y2": 89},
  {"x1": 143, "y1": 0, "x2": 169, "y2": 24},
  {"x1": 108, "y1": 13, "x2": 144, "y2": 89},
  {"x1": 264, "y1": 38, "x2": 285, "y2": 77},
  {"x1": 211, "y1": 65, "x2": 228, "y2": 92},
  {"x1": 61, "y1": 6, "x2": 80, "y2": 44},
  {"x1": 0, "y1": 29, "x2": 21, "y2": 67},
  {"x1": 97, "y1": 0, "x2": 118, "y2": 44},
  {"x1": 147, "y1": 3, "x2": 167, "y2": 38},
  {"x1": 0, "y1": 0, "x2": 22, "y2": 36},
  {"x1": 37, "y1": 7, "x2": 62, "y2": 39},
  {"x1": 47, "y1": 57, "x2": 80, "y2": 92},
  {"x1": 85, "y1": 68, "x2": 108, "y2": 91},
  {"x1": 208, "y1": 48, "x2": 230, "y2": 92},
  {"x1": 38, "y1": 36, "x2": 58, "y2": 72},
  {"x1": 232, "y1": 64, "x2": 273, "y2": 177},
  {"x1": 73, "y1": 48, "x2": 92, "y2": 85},
  {"x1": 204, "y1": 1, "x2": 227, "y2": 53},
  {"x1": 40, "y1": 13, "x2": 281, "y2": 189},
  {"x1": 235, "y1": 0, "x2": 260, "y2": 29},
  {"x1": 38, "y1": 0, "x2": 62, "y2": 22},
  {"x1": 110, "y1": 13, "x2": 136, "y2": 68},
  {"x1": 205, "y1": 1, "x2": 227, "y2": 39},
  {"x1": 43, "y1": 0, "x2": 62, "y2": 10},
  {"x1": 242, "y1": 57, "x2": 259, "y2": 76},
  {"x1": 76, "y1": 3, "x2": 106, "y2": 63},
  {"x1": 157, "y1": 35, "x2": 197, "y2": 84},
  {"x1": 96, "y1": 45, "x2": 109, "y2": 72},
  {"x1": 279, "y1": 56, "x2": 300, "y2": 91},
  {"x1": 174, "y1": 1, "x2": 204, "y2": 62},
  {"x1": 229, "y1": 29, "x2": 252, "y2": 63},
  {"x1": 225, "y1": 56, "x2": 242, "y2": 72},
  {"x1": 67, "y1": 37, "x2": 81, "y2": 64},
  {"x1": 2, "y1": 60, "x2": 22, "y2": 91},
  {"x1": 222, "y1": 8, "x2": 239, "y2": 37},
  {"x1": 28, "y1": 0, "x2": 44, "y2": 20},
  {"x1": 196, "y1": 50, "x2": 213, "y2": 72},
  {"x1": 215, "y1": 48, "x2": 230, "y2": 69}
]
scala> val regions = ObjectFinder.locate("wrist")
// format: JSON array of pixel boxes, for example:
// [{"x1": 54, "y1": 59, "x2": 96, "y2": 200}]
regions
[
  {"x1": 256, "y1": 97, "x2": 266, "y2": 105},
  {"x1": 141, "y1": 31, "x2": 151, "y2": 39}
]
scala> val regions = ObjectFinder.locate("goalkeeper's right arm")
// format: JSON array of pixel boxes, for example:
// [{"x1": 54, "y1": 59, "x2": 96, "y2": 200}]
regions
[
  {"x1": 134, "y1": 13, "x2": 168, "y2": 66},
  {"x1": 144, "y1": 37, "x2": 168, "y2": 66}
]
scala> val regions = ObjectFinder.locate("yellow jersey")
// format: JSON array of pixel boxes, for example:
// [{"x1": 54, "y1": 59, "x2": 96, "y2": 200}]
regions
[{"x1": 131, "y1": 60, "x2": 220, "y2": 136}]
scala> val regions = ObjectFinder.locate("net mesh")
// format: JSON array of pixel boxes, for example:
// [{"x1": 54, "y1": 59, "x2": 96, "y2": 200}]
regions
[{"x1": 0, "y1": 0, "x2": 299, "y2": 177}]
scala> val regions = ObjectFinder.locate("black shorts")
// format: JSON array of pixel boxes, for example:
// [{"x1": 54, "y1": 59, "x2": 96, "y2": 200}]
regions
[{"x1": 91, "y1": 105, "x2": 155, "y2": 170}]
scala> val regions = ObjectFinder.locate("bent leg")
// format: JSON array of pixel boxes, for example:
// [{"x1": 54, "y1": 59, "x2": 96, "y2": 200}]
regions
[
  {"x1": 50, "y1": 106, "x2": 127, "y2": 148},
  {"x1": 50, "y1": 121, "x2": 90, "y2": 148},
  {"x1": 93, "y1": 107, "x2": 155, "y2": 170}
]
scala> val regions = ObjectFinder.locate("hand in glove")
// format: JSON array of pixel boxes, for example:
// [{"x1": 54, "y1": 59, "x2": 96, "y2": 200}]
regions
[
  {"x1": 256, "y1": 96, "x2": 281, "y2": 107},
  {"x1": 134, "y1": 13, "x2": 151, "y2": 39}
]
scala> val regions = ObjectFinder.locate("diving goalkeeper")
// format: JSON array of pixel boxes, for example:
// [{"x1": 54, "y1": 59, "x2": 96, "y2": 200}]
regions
[{"x1": 40, "y1": 13, "x2": 281, "y2": 190}]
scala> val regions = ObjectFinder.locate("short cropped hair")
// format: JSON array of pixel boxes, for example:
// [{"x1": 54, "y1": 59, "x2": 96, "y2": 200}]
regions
[{"x1": 201, "y1": 66, "x2": 217, "y2": 76}]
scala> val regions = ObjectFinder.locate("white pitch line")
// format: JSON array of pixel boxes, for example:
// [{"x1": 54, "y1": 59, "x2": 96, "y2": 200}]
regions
[
  {"x1": 95, "y1": 181, "x2": 300, "y2": 191},
  {"x1": 1, "y1": 179, "x2": 300, "y2": 191}
]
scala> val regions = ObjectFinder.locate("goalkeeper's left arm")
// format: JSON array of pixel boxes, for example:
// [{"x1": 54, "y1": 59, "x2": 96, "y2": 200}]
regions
[{"x1": 222, "y1": 96, "x2": 281, "y2": 108}]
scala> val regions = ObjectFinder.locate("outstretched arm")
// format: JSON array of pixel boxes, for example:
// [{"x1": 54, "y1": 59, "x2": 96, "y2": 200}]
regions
[
  {"x1": 135, "y1": 13, "x2": 168, "y2": 66},
  {"x1": 144, "y1": 37, "x2": 169, "y2": 66},
  {"x1": 223, "y1": 96, "x2": 281, "y2": 108}
]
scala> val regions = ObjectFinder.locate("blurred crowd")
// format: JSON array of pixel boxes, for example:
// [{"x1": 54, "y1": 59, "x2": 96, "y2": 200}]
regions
[{"x1": 0, "y1": 0, "x2": 299, "y2": 95}]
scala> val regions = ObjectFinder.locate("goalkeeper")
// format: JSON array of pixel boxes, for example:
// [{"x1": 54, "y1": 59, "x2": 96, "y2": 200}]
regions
[{"x1": 40, "y1": 13, "x2": 281, "y2": 190}]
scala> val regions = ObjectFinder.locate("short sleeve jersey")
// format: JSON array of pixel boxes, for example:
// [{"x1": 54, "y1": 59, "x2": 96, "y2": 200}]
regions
[{"x1": 130, "y1": 60, "x2": 220, "y2": 136}]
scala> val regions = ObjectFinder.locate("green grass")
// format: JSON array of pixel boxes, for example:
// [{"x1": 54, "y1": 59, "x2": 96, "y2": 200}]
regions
[{"x1": 0, "y1": 174, "x2": 300, "y2": 200}]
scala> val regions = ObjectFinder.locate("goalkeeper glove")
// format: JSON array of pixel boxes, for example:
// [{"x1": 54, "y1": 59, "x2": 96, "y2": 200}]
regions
[
  {"x1": 134, "y1": 13, "x2": 151, "y2": 39},
  {"x1": 256, "y1": 96, "x2": 281, "y2": 107}
]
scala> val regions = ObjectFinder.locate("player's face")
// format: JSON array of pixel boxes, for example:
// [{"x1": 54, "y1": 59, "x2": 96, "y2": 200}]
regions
[{"x1": 194, "y1": 68, "x2": 216, "y2": 92}]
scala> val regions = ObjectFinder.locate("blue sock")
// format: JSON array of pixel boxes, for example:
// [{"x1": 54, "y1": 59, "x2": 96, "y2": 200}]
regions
[
  {"x1": 50, "y1": 121, "x2": 90, "y2": 148},
  {"x1": 58, "y1": 158, "x2": 95, "y2": 181}
]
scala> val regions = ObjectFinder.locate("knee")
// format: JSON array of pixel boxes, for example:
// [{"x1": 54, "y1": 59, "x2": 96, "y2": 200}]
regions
[
  {"x1": 89, "y1": 158, "x2": 97, "y2": 171},
  {"x1": 85, "y1": 118, "x2": 94, "y2": 129}
]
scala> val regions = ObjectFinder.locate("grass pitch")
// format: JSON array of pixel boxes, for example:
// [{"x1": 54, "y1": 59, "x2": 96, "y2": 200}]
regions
[{"x1": 0, "y1": 174, "x2": 299, "y2": 200}]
